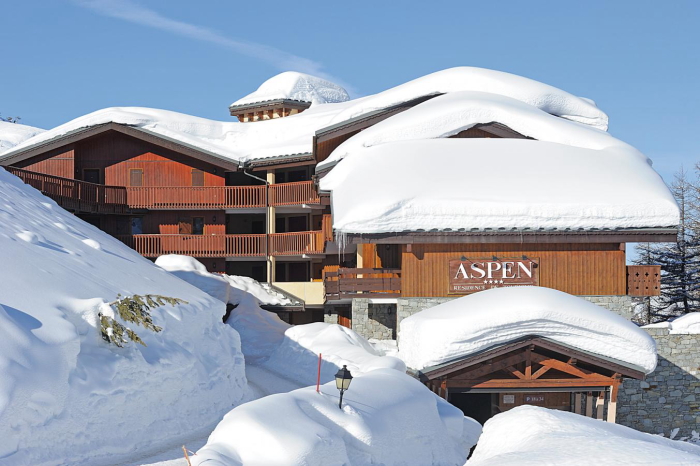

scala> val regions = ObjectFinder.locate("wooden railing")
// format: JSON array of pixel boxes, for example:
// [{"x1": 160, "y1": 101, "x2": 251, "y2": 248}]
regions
[
  {"x1": 324, "y1": 268, "x2": 402, "y2": 300},
  {"x1": 269, "y1": 231, "x2": 324, "y2": 255},
  {"x1": 6, "y1": 166, "x2": 129, "y2": 214},
  {"x1": 322, "y1": 214, "x2": 333, "y2": 242},
  {"x1": 117, "y1": 231, "x2": 323, "y2": 258},
  {"x1": 126, "y1": 186, "x2": 266, "y2": 209},
  {"x1": 270, "y1": 180, "x2": 320, "y2": 206}
]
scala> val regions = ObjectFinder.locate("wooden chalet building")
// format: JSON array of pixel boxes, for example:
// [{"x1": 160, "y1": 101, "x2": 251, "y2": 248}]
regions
[{"x1": 0, "y1": 69, "x2": 678, "y2": 423}]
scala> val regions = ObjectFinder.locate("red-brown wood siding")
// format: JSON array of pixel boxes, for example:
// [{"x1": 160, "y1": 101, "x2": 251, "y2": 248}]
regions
[
  {"x1": 19, "y1": 147, "x2": 75, "y2": 178},
  {"x1": 401, "y1": 243, "x2": 626, "y2": 297}
]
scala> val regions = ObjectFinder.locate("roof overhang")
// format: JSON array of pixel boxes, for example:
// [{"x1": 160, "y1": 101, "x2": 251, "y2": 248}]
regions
[
  {"x1": 416, "y1": 336, "x2": 647, "y2": 382},
  {"x1": 0, "y1": 122, "x2": 241, "y2": 172},
  {"x1": 340, "y1": 228, "x2": 678, "y2": 244},
  {"x1": 229, "y1": 99, "x2": 311, "y2": 116}
]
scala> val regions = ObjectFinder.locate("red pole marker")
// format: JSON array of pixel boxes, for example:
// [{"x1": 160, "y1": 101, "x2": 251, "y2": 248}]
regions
[{"x1": 316, "y1": 353, "x2": 322, "y2": 393}]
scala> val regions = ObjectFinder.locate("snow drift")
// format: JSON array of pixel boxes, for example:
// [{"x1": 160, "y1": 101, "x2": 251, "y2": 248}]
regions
[
  {"x1": 468, "y1": 405, "x2": 700, "y2": 465},
  {"x1": 644, "y1": 312, "x2": 700, "y2": 334},
  {"x1": 0, "y1": 169, "x2": 247, "y2": 465},
  {"x1": 231, "y1": 71, "x2": 350, "y2": 107},
  {"x1": 0, "y1": 120, "x2": 44, "y2": 154},
  {"x1": 398, "y1": 286, "x2": 658, "y2": 373},
  {"x1": 192, "y1": 369, "x2": 481, "y2": 466},
  {"x1": 320, "y1": 138, "x2": 679, "y2": 233}
]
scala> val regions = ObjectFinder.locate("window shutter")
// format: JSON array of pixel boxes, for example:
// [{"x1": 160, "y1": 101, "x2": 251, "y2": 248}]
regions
[{"x1": 192, "y1": 169, "x2": 205, "y2": 187}]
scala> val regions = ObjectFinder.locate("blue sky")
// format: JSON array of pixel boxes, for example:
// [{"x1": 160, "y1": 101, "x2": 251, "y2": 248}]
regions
[{"x1": 1, "y1": 0, "x2": 698, "y2": 185}]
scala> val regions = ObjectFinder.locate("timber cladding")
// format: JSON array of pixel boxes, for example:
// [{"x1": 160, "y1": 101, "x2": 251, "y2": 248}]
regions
[{"x1": 401, "y1": 243, "x2": 626, "y2": 297}]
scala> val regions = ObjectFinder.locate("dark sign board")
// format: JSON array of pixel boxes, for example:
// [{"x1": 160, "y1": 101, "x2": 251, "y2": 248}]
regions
[{"x1": 448, "y1": 258, "x2": 539, "y2": 294}]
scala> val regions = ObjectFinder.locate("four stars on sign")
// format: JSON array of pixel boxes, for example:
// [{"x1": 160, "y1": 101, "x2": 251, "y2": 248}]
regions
[{"x1": 483, "y1": 279, "x2": 505, "y2": 284}]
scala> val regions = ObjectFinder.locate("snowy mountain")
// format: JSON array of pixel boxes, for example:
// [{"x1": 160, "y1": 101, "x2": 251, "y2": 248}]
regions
[{"x1": 230, "y1": 71, "x2": 351, "y2": 107}]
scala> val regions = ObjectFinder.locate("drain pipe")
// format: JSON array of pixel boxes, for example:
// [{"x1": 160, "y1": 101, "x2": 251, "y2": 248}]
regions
[{"x1": 240, "y1": 167, "x2": 272, "y2": 283}]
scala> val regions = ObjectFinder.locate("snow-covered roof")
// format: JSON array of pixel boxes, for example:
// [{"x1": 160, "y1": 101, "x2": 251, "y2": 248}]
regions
[
  {"x1": 469, "y1": 405, "x2": 700, "y2": 465},
  {"x1": 230, "y1": 71, "x2": 350, "y2": 108},
  {"x1": 398, "y1": 286, "x2": 658, "y2": 373},
  {"x1": 0, "y1": 120, "x2": 44, "y2": 154},
  {"x1": 2, "y1": 67, "x2": 610, "y2": 166}
]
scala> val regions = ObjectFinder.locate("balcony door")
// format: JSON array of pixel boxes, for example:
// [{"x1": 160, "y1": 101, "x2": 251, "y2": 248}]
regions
[{"x1": 83, "y1": 168, "x2": 100, "y2": 184}]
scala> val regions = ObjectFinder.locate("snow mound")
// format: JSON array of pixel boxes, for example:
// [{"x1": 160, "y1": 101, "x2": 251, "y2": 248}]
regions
[
  {"x1": 0, "y1": 120, "x2": 45, "y2": 154},
  {"x1": 643, "y1": 312, "x2": 700, "y2": 334},
  {"x1": 320, "y1": 138, "x2": 679, "y2": 233},
  {"x1": 231, "y1": 71, "x2": 350, "y2": 107},
  {"x1": 398, "y1": 286, "x2": 658, "y2": 373},
  {"x1": 328, "y1": 67, "x2": 608, "y2": 130},
  {"x1": 192, "y1": 369, "x2": 481, "y2": 466},
  {"x1": 0, "y1": 168, "x2": 247, "y2": 465},
  {"x1": 319, "y1": 91, "x2": 626, "y2": 170},
  {"x1": 468, "y1": 405, "x2": 700, "y2": 465}
]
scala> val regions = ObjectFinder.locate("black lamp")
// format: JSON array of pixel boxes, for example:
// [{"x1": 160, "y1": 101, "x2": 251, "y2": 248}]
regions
[{"x1": 334, "y1": 365, "x2": 353, "y2": 409}]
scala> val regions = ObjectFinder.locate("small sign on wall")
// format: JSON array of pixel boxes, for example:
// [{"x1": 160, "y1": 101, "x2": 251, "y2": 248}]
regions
[
  {"x1": 448, "y1": 257, "x2": 539, "y2": 294},
  {"x1": 503, "y1": 394, "x2": 515, "y2": 404},
  {"x1": 525, "y1": 395, "x2": 545, "y2": 403}
]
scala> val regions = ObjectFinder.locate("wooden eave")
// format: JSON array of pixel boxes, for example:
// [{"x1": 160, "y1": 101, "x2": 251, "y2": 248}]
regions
[
  {"x1": 417, "y1": 336, "x2": 646, "y2": 382},
  {"x1": 342, "y1": 228, "x2": 678, "y2": 245},
  {"x1": 247, "y1": 152, "x2": 315, "y2": 171},
  {"x1": 229, "y1": 99, "x2": 311, "y2": 116},
  {"x1": 0, "y1": 122, "x2": 241, "y2": 172}
]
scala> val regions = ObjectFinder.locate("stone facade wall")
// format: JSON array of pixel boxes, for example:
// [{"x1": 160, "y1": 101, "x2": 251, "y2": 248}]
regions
[
  {"x1": 580, "y1": 295, "x2": 634, "y2": 319},
  {"x1": 351, "y1": 299, "x2": 397, "y2": 340},
  {"x1": 617, "y1": 328, "x2": 700, "y2": 438}
]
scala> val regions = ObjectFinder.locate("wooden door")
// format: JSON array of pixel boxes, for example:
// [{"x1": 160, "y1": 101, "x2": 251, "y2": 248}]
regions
[
  {"x1": 179, "y1": 217, "x2": 193, "y2": 234},
  {"x1": 83, "y1": 168, "x2": 100, "y2": 184},
  {"x1": 338, "y1": 307, "x2": 351, "y2": 329}
]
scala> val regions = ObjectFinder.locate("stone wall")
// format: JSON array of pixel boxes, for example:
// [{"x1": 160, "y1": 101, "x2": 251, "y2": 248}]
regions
[
  {"x1": 580, "y1": 295, "x2": 634, "y2": 319},
  {"x1": 617, "y1": 328, "x2": 700, "y2": 438},
  {"x1": 351, "y1": 299, "x2": 397, "y2": 340},
  {"x1": 396, "y1": 297, "x2": 456, "y2": 331}
]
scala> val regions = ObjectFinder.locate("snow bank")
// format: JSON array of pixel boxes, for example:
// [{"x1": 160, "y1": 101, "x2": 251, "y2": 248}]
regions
[
  {"x1": 320, "y1": 138, "x2": 679, "y2": 233},
  {"x1": 643, "y1": 312, "x2": 700, "y2": 334},
  {"x1": 0, "y1": 169, "x2": 247, "y2": 465},
  {"x1": 398, "y1": 286, "x2": 658, "y2": 373},
  {"x1": 0, "y1": 120, "x2": 44, "y2": 154},
  {"x1": 468, "y1": 405, "x2": 700, "y2": 465},
  {"x1": 319, "y1": 91, "x2": 626, "y2": 170},
  {"x1": 231, "y1": 71, "x2": 350, "y2": 107},
  {"x1": 192, "y1": 369, "x2": 481, "y2": 466}
]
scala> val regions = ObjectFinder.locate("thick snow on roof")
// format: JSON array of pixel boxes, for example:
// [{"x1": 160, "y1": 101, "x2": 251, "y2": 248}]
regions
[
  {"x1": 643, "y1": 312, "x2": 700, "y2": 334},
  {"x1": 398, "y1": 287, "x2": 658, "y2": 373},
  {"x1": 192, "y1": 369, "x2": 481, "y2": 466},
  {"x1": 231, "y1": 71, "x2": 350, "y2": 107},
  {"x1": 469, "y1": 406, "x2": 700, "y2": 465},
  {"x1": 321, "y1": 138, "x2": 678, "y2": 233},
  {"x1": 3, "y1": 67, "x2": 610, "y2": 165},
  {"x1": 0, "y1": 120, "x2": 44, "y2": 154},
  {"x1": 318, "y1": 91, "x2": 624, "y2": 170},
  {"x1": 0, "y1": 168, "x2": 247, "y2": 465}
]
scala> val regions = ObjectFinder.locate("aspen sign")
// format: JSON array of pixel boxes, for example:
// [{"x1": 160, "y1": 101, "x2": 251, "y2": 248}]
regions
[{"x1": 448, "y1": 258, "x2": 539, "y2": 294}]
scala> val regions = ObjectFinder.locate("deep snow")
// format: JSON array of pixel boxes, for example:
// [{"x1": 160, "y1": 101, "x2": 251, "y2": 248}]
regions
[
  {"x1": 0, "y1": 120, "x2": 44, "y2": 154},
  {"x1": 643, "y1": 312, "x2": 700, "y2": 334},
  {"x1": 320, "y1": 138, "x2": 679, "y2": 233},
  {"x1": 468, "y1": 405, "x2": 700, "y2": 465},
  {"x1": 230, "y1": 71, "x2": 350, "y2": 107},
  {"x1": 0, "y1": 169, "x2": 248, "y2": 466},
  {"x1": 398, "y1": 286, "x2": 658, "y2": 373}
]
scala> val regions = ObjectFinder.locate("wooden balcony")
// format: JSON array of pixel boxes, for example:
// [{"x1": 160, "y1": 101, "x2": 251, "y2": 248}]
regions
[
  {"x1": 126, "y1": 180, "x2": 319, "y2": 210},
  {"x1": 324, "y1": 268, "x2": 402, "y2": 300},
  {"x1": 6, "y1": 166, "x2": 129, "y2": 214},
  {"x1": 117, "y1": 231, "x2": 324, "y2": 258}
]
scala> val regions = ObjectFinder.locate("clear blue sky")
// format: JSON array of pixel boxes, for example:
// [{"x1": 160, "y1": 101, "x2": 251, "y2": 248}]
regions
[{"x1": 1, "y1": 0, "x2": 698, "y2": 185}]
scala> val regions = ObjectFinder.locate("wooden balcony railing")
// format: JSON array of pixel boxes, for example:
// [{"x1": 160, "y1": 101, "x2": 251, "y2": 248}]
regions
[
  {"x1": 269, "y1": 231, "x2": 324, "y2": 255},
  {"x1": 324, "y1": 268, "x2": 402, "y2": 300},
  {"x1": 322, "y1": 214, "x2": 333, "y2": 242},
  {"x1": 126, "y1": 186, "x2": 266, "y2": 209},
  {"x1": 117, "y1": 231, "x2": 323, "y2": 258},
  {"x1": 6, "y1": 166, "x2": 129, "y2": 214},
  {"x1": 269, "y1": 180, "x2": 320, "y2": 206}
]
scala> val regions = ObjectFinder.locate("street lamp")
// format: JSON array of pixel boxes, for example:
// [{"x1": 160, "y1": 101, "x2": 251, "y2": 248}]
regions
[{"x1": 335, "y1": 365, "x2": 353, "y2": 409}]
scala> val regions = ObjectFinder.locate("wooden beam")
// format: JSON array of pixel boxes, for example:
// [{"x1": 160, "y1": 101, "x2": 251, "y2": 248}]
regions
[
  {"x1": 446, "y1": 377, "x2": 614, "y2": 389},
  {"x1": 531, "y1": 365, "x2": 551, "y2": 380},
  {"x1": 525, "y1": 347, "x2": 532, "y2": 379},
  {"x1": 453, "y1": 353, "x2": 530, "y2": 380},
  {"x1": 531, "y1": 354, "x2": 595, "y2": 379},
  {"x1": 503, "y1": 366, "x2": 526, "y2": 380}
]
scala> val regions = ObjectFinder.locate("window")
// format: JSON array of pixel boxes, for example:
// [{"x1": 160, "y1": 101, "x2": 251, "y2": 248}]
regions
[
  {"x1": 193, "y1": 217, "x2": 205, "y2": 235},
  {"x1": 191, "y1": 169, "x2": 205, "y2": 187},
  {"x1": 83, "y1": 168, "x2": 100, "y2": 184},
  {"x1": 129, "y1": 168, "x2": 144, "y2": 187},
  {"x1": 131, "y1": 217, "x2": 143, "y2": 235}
]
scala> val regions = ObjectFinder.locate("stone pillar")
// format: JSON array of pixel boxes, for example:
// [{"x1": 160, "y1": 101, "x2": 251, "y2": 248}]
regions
[{"x1": 266, "y1": 170, "x2": 276, "y2": 283}]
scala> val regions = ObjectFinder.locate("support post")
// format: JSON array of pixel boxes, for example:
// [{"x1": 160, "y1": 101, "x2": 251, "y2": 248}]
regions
[
  {"x1": 585, "y1": 392, "x2": 593, "y2": 417},
  {"x1": 574, "y1": 392, "x2": 582, "y2": 414},
  {"x1": 596, "y1": 390, "x2": 605, "y2": 419},
  {"x1": 607, "y1": 378, "x2": 620, "y2": 423},
  {"x1": 266, "y1": 170, "x2": 276, "y2": 283}
]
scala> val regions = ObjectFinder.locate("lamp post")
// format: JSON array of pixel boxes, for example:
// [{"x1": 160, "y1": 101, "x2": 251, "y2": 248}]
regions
[{"x1": 335, "y1": 365, "x2": 353, "y2": 409}]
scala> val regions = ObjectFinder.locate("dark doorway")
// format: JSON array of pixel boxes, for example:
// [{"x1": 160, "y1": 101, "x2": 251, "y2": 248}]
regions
[
  {"x1": 448, "y1": 393, "x2": 495, "y2": 425},
  {"x1": 83, "y1": 168, "x2": 100, "y2": 184}
]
